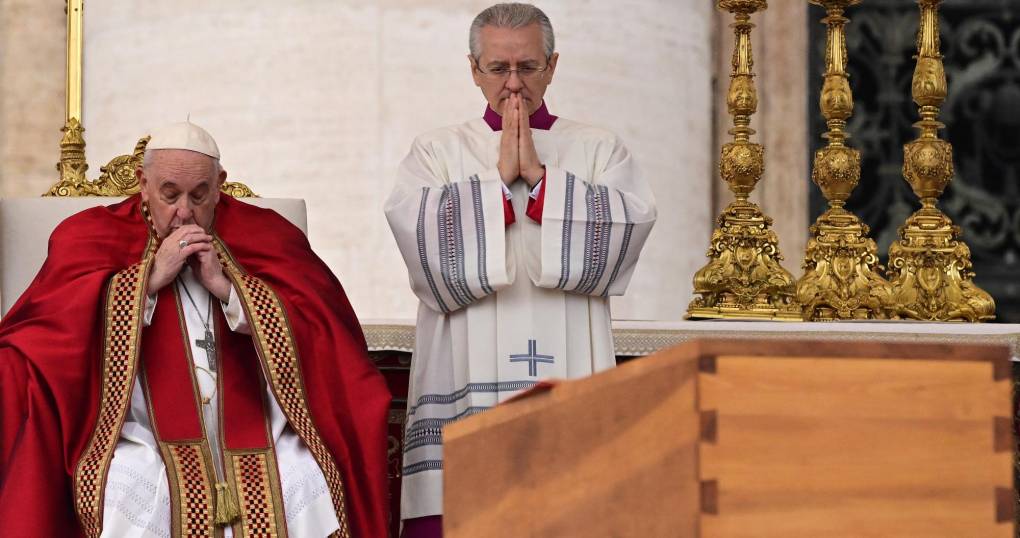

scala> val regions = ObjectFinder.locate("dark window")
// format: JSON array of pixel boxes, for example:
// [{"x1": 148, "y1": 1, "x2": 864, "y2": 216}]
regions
[{"x1": 808, "y1": 0, "x2": 1020, "y2": 322}]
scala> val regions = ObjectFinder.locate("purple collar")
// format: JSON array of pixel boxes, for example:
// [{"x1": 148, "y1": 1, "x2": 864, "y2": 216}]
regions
[{"x1": 484, "y1": 100, "x2": 558, "y2": 131}]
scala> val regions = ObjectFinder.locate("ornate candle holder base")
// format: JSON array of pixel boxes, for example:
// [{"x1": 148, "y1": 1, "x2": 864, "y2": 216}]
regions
[
  {"x1": 884, "y1": 0, "x2": 995, "y2": 322},
  {"x1": 688, "y1": 0, "x2": 799, "y2": 321},
  {"x1": 687, "y1": 200, "x2": 802, "y2": 321},
  {"x1": 47, "y1": 118, "x2": 89, "y2": 196},
  {"x1": 887, "y1": 206, "x2": 995, "y2": 322},
  {"x1": 797, "y1": 0, "x2": 893, "y2": 321},
  {"x1": 798, "y1": 208, "x2": 895, "y2": 320}
]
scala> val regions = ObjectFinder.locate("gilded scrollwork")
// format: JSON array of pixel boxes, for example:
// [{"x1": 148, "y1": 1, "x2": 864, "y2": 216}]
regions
[
  {"x1": 885, "y1": 0, "x2": 995, "y2": 322},
  {"x1": 220, "y1": 182, "x2": 259, "y2": 198},
  {"x1": 718, "y1": 0, "x2": 768, "y2": 14},
  {"x1": 96, "y1": 137, "x2": 149, "y2": 194},
  {"x1": 48, "y1": 118, "x2": 89, "y2": 197},
  {"x1": 688, "y1": 0, "x2": 800, "y2": 321},
  {"x1": 48, "y1": 2, "x2": 264, "y2": 199},
  {"x1": 798, "y1": 0, "x2": 895, "y2": 321},
  {"x1": 798, "y1": 208, "x2": 895, "y2": 320},
  {"x1": 809, "y1": 0, "x2": 1019, "y2": 321},
  {"x1": 691, "y1": 203, "x2": 799, "y2": 318},
  {"x1": 902, "y1": 138, "x2": 953, "y2": 199},
  {"x1": 719, "y1": 142, "x2": 764, "y2": 196},
  {"x1": 887, "y1": 212, "x2": 994, "y2": 321},
  {"x1": 47, "y1": 132, "x2": 259, "y2": 198},
  {"x1": 812, "y1": 146, "x2": 860, "y2": 198}
]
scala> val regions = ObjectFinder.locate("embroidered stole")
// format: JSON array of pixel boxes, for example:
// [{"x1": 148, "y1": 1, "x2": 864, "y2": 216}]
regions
[{"x1": 72, "y1": 240, "x2": 352, "y2": 538}]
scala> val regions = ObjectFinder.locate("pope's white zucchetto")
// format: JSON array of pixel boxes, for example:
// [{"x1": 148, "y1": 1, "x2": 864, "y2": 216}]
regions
[{"x1": 146, "y1": 121, "x2": 220, "y2": 160}]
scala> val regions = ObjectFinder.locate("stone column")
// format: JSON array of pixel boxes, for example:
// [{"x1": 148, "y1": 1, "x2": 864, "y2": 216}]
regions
[
  {"x1": 759, "y1": 1, "x2": 810, "y2": 277},
  {"x1": 0, "y1": 0, "x2": 65, "y2": 197},
  {"x1": 77, "y1": 0, "x2": 716, "y2": 322}
]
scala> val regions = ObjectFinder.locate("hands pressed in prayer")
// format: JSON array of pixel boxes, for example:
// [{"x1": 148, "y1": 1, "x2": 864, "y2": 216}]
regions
[
  {"x1": 498, "y1": 93, "x2": 544, "y2": 188},
  {"x1": 517, "y1": 95, "x2": 545, "y2": 188},
  {"x1": 498, "y1": 95, "x2": 521, "y2": 186},
  {"x1": 188, "y1": 237, "x2": 231, "y2": 303},
  {"x1": 148, "y1": 224, "x2": 231, "y2": 302}
]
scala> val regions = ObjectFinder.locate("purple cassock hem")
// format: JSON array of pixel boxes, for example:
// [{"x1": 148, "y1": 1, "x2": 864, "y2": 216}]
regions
[
  {"x1": 484, "y1": 100, "x2": 558, "y2": 131},
  {"x1": 401, "y1": 515, "x2": 443, "y2": 538}
]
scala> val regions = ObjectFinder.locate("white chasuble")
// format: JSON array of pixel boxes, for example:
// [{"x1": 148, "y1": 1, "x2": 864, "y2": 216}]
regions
[
  {"x1": 100, "y1": 267, "x2": 340, "y2": 537},
  {"x1": 385, "y1": 115, "x2": 656, "y2": 519}
]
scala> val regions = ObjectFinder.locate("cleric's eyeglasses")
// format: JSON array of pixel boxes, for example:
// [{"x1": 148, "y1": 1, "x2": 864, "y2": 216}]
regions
[{"x1": 474, "y1": 61, "x2": 551, "y2": 81}]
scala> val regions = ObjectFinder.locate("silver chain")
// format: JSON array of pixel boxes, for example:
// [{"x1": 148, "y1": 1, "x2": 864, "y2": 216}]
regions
[{"x1": 176, "y1": 276, "x2": 212, "y2": 330}]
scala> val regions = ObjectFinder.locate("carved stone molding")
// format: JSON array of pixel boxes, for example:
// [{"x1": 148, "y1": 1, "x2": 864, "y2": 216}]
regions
[{"x1": 362, "y1": 320, "x2": 1020, "y2": 360}]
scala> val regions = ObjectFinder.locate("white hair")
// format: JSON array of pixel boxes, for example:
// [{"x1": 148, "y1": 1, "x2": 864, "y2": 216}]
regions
[{"x1": 469, "y1": 3, "x2": 555, "y2": 60}]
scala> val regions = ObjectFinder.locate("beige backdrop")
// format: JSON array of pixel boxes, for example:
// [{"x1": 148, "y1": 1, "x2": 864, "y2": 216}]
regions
[
  {"x1": 0, "y1": 1, "x2": 809, "y2": 322},
  {"x1": 0, "y1": 0, "x2": 65, "y2": 197}
]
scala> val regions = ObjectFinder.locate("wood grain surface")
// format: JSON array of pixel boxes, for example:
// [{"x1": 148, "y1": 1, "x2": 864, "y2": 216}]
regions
[
  {"x1": 442, "y1": 339, "x2": 1014, "y2": 537},
  {"x1": 700, "y1": 355, "x2": 1012, "y2": 537},
  {"x1": 443, "y1": 344, "x2": 702, "y2": 537}
]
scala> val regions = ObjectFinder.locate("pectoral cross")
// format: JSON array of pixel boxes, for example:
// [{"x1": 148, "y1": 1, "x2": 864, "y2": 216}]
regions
[{"x1": 196, "y1": 329, "x2": 217, "y2": 370}]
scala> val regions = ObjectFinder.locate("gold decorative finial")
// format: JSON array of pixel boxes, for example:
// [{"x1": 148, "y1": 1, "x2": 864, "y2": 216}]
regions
[
  {"x1": 48, "y1": 118, "x2": 90, "y2": 196},
  {"x1": 47, "y1": 0, "x2": 88, "y2": 196},
  {"x1": 797, "y1": 0, "x2": 895, "y2": 321},
  {"x1": 687, "y1": 0, "x2": 801, "y2": 321},
  {"x1": 45, "y1": 1, "x2": 259, "y2": 198},
  {"x1": 46, "y1": 134, "x2": 259, "y2": 198},
  {"x1": 885, "y1": 0, "x2": 995, "y2": 321}
]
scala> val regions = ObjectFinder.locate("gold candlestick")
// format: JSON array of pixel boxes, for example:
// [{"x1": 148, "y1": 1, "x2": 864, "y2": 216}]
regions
[
  {"x1": 43, "y1": 2, "x2": 256, "y2": 199},
  {"x1": 49, "y1": 0, "x2": 89, "y2": 196},
  {"x1": 797, "y1": 0, "x2": 894, "y2": 321},
  {"x1": 65, "y1": 0, "x2": 83, "y2": 123},
  {"x1": 885, "y1": 0, "x2": 995, "y2": 321},
  {"x1": 687, "y1": 0, "x2": 800, "y2": 321}
]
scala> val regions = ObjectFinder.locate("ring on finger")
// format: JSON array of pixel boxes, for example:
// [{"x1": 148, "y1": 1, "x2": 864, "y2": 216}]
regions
[{"x1": 178, "y1": 239, "x2": 189, "y2": 249}]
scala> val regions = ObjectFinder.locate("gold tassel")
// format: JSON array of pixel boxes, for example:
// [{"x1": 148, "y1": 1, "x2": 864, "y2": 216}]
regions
[{"x1": 214, "y1": 481, "x2": 241, "y2": 525}]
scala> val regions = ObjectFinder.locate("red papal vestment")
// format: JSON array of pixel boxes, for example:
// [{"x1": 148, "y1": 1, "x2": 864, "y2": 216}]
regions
[{"x1": 0, "y1": 195, "x2": 390, "y2": 537}]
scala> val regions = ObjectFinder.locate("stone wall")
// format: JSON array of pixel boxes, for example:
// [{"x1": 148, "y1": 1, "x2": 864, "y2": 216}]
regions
[
  {"x1": 0, "y1": 0, "x2": 65, "y2": 197},
  {"x1": 76, "y1": 0, "x2": 716, "y2": 321},
  {"x1": 0, "y1": 2, "x2": 821, "y2": 322}
]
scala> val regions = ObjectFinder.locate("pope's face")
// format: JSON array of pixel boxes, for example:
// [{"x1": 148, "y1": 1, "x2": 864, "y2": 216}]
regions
[
  {"x1": 470, "y1": 23, "x2": 558, "y2": 116},
  {"x1": 138, "y1": 149, "x2": 226, "y2": 238}
]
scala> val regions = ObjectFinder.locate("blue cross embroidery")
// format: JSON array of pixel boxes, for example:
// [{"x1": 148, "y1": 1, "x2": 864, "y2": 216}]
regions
[{"x1": 509, "y1": 339, "x2": 555, "y2": 377}]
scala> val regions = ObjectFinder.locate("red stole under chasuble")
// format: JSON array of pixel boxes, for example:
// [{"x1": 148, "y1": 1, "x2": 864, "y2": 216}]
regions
[
  {"x1": 0, "y1": 195, "x2": 390, "y2": 538},
  {"x1": 140, "y1": 282, "x2": 289, "y2": 537}
]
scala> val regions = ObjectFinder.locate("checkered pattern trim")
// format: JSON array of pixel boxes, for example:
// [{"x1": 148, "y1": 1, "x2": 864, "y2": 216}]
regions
[
  {"x1": 216, "y1": 241, "x2": 351, "y2": 538},
  {"x1": 167, "y1": 443, "x2": 216, "y2": 537},
  {"x1": 73, "y1": 261, "x2": 149, "y2": 537},
  {"x1": 231, "y1": 452, "x2": 284, "y2": 538}
]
